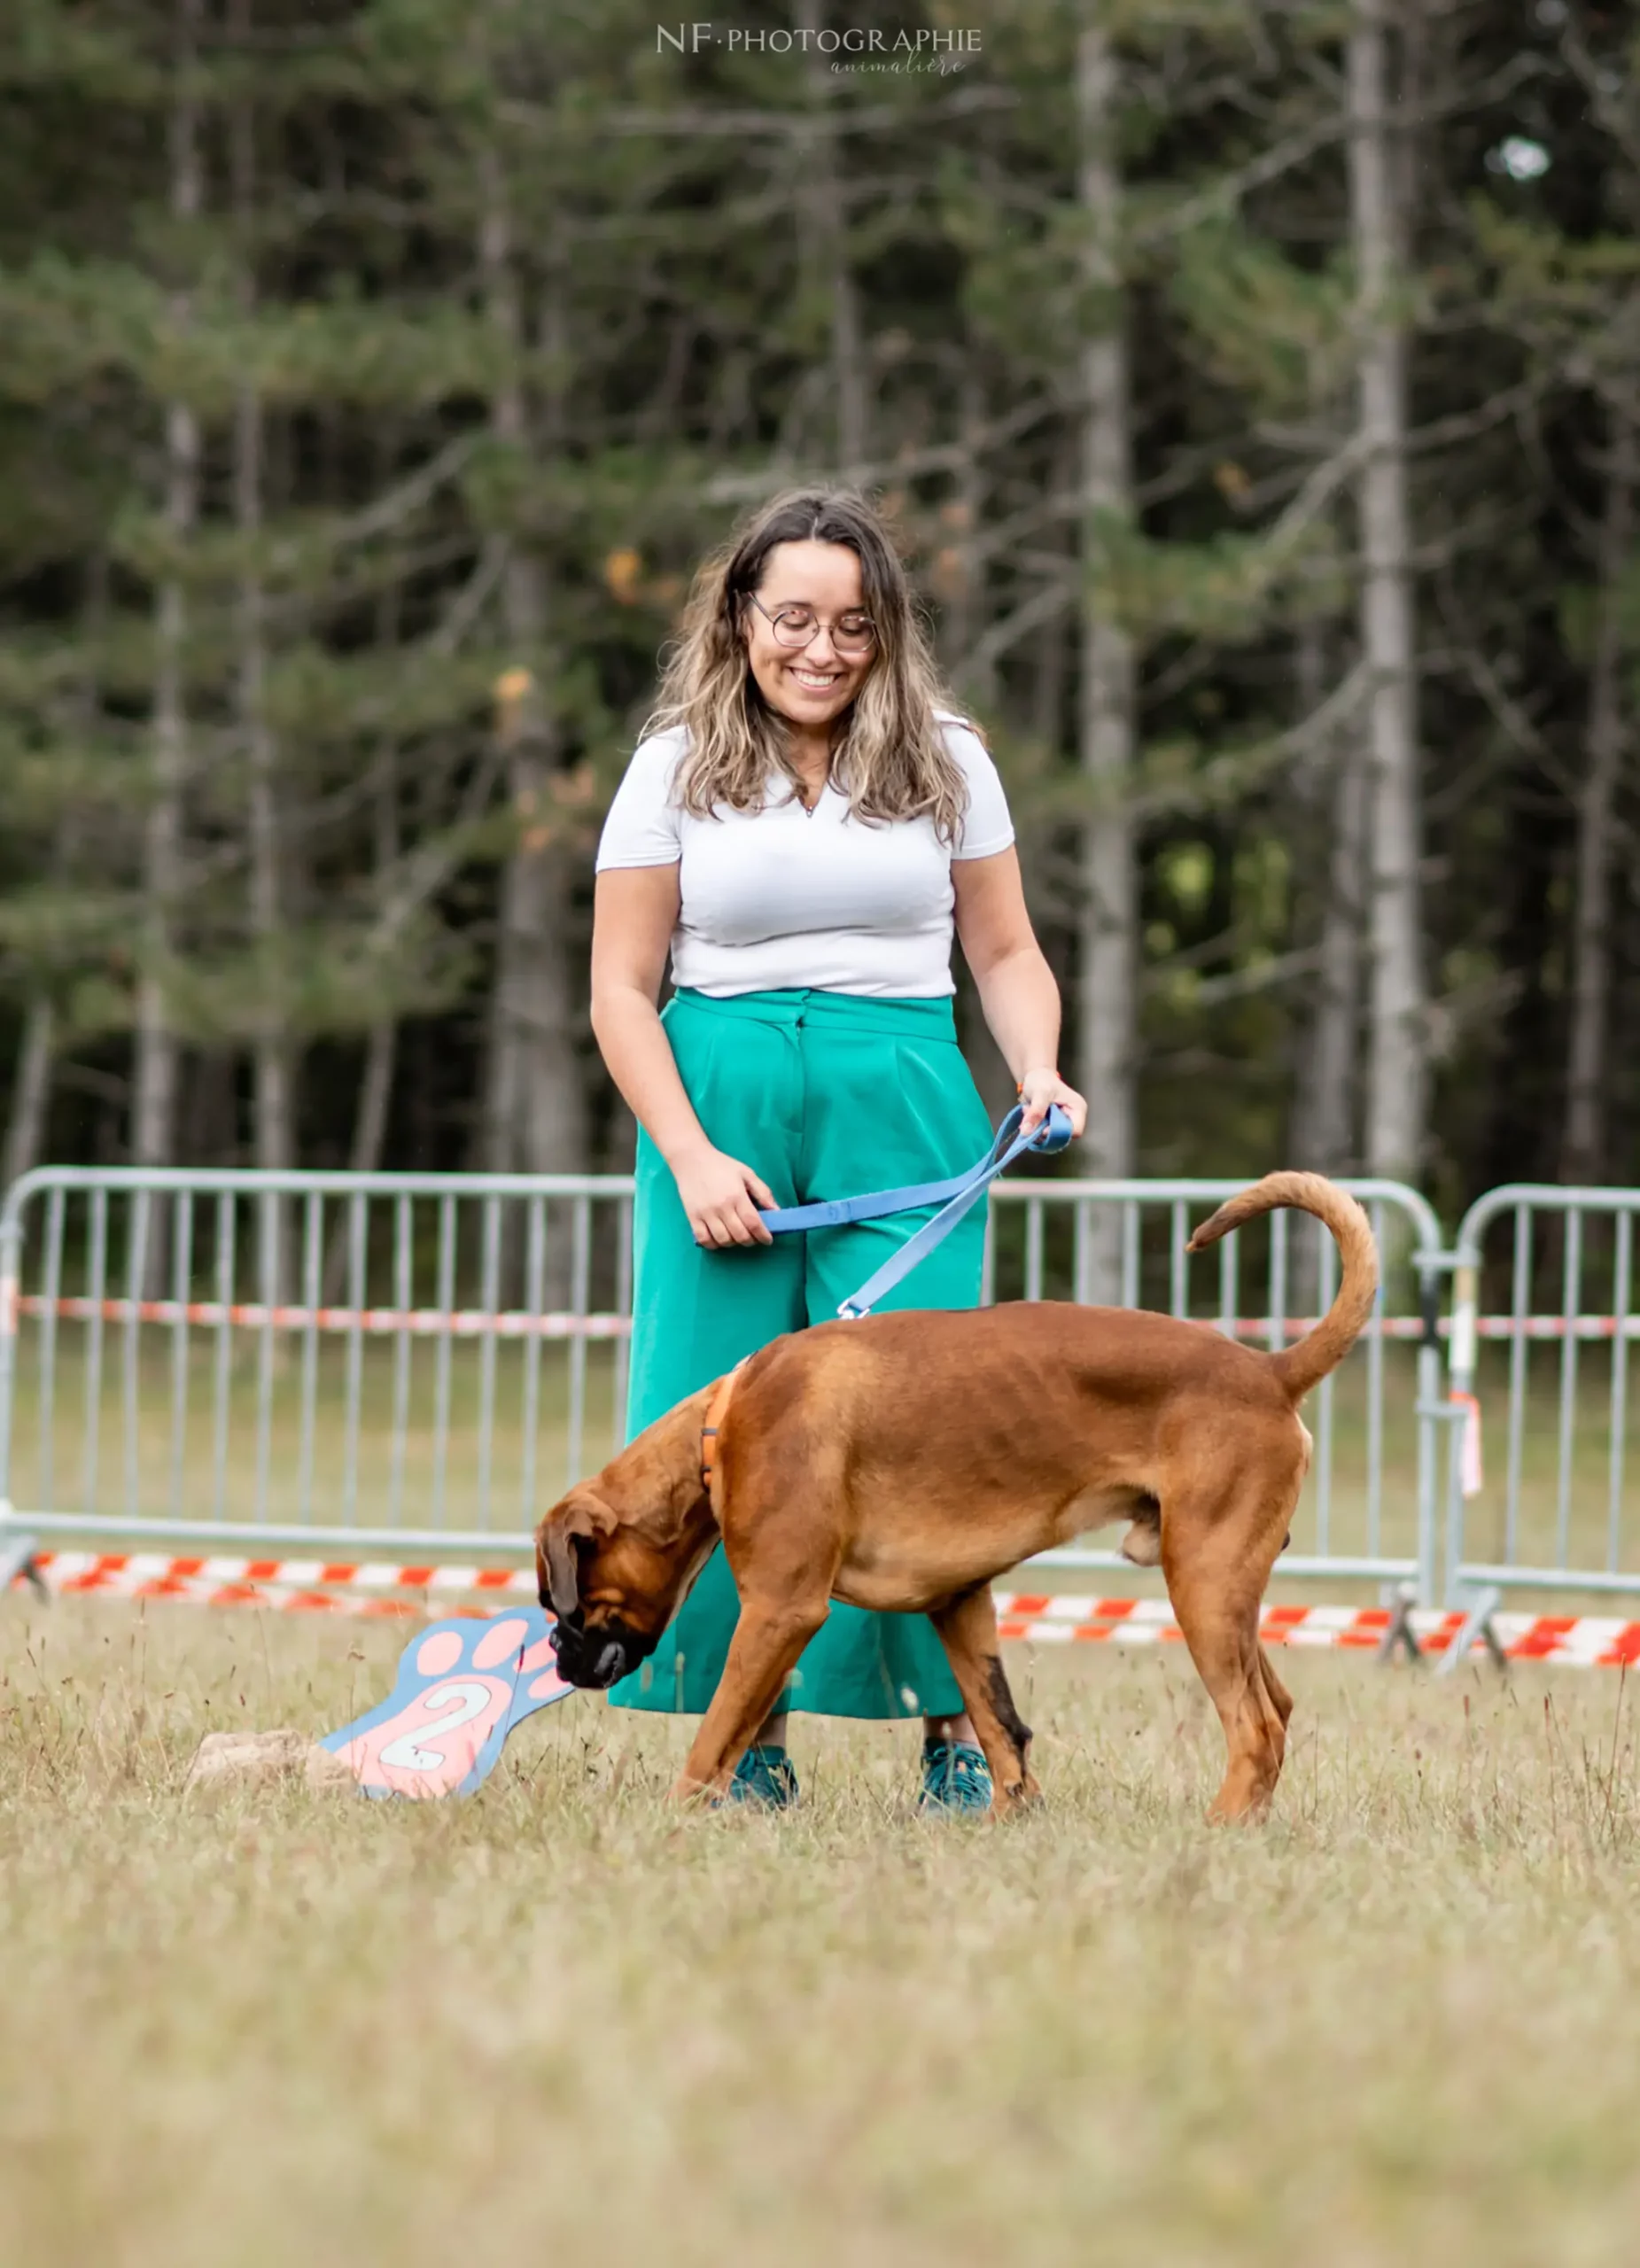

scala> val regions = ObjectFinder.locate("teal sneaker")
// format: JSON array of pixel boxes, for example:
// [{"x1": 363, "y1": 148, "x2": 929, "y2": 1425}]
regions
[
  {"x1": 729, "y1": 1744, "x2": 800, "y2": 1810},
  {"x1": 918, "y1": 1739, "x2": 992, "y2": 1814}
]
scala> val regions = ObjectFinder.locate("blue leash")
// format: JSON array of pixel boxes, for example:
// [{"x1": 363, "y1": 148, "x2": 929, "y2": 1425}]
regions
[{"x1": 758, "y1": 1101, "x2": 1073, "y2": 1320}]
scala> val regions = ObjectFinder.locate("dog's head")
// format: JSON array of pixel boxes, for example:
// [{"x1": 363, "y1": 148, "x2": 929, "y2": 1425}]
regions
[{"x1": 535, "y1": 1482, "x2": 705, "y2": 1690}]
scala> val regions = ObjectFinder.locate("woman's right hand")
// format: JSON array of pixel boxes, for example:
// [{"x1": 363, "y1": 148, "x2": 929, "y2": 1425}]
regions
[{"x1": 670, "y1": 1141, "x2": 777, "y2": 1247}]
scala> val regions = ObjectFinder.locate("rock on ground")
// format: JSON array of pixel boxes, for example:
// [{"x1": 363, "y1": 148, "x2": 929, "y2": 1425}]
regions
[{"x1": 183, "y1": 1728, "x2": 356, "y2": 1795}]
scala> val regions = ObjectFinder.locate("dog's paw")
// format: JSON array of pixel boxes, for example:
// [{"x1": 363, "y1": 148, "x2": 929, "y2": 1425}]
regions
[
  {"x1": 333, "y1": 1616, "x2": 564, "y2": 1798},
  {"x1": 989, "y1": 1777, "x2": 1045, "y2": 1821}
]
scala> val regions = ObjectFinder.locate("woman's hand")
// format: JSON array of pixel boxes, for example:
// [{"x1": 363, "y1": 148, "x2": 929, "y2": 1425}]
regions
[
  {"x1": 670, "y1": 1140, "x2": 778, "y2": 1247},
  {"x1": 1017, "y1": 1068, "x2": 1087, "y2": 1142}
]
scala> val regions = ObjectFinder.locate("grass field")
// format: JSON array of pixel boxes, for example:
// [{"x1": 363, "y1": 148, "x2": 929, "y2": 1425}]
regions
[{"x1": 5, "y1": 1598, "x2": 1640, "y2": 2267}]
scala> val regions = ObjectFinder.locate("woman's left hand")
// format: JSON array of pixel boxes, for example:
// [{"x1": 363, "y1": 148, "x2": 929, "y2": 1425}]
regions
[{"x1": 1017, "y1": 1068, "x2": 1087, "y2": 1141}]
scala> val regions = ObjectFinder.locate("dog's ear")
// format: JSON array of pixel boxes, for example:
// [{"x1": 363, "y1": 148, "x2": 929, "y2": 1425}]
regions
[
  {"x1": 536, "y1": 1531, "x2": 574, "y2": 1618},
  {"x1": 536, "y1": 1488, "x2": 615, "y2": 1616}
]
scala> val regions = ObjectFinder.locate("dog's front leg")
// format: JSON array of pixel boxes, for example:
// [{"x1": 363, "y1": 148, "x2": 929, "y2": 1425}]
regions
[
  {"x1": 930, "y1": 1584, "x2": 1042, "y2": 1816},
  {"x1": 671, "y1": 1595, "x2": 829, "y2": 1806}
]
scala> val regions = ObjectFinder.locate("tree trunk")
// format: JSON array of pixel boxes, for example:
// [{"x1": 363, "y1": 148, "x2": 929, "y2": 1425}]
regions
[
  {"x1": 797, "y1": 0, "x2": 867, "y2": 471},
  {"x1": 321, "y1": 737, "x2": 401, "y2": 1299},
  {"x1": 941, "y1": 369, "x2": 989, "y2": 702},
  {"x1": 1562, "y1": 385, "x2": 1636, "y2": 1186},
  {"x1": 232, "y1": 24, "x2": 291, "y2": 1178},
  {"x1": 4, "y1": 998, "x2": 55, "y2": 1189},
  {"x1": 350, "y1": 748, "x2": 402, "y2": 1178},
  {"x1": 1294, "y1": 732, "x2": 1367, "y2": 1176},
  {"x1": 477, "y1": 146, "x2": 588, "y2": 1204},
  {"x1": 1349, "y1": 0, "x2": 1426, "y2": 1184},
  {"x1": 237, "y1": 400, "x2": 293, "y2": 1187},
  {"x1": 350, "y1": 1020, "x2": 398, "y2": 1174},
  {"x1": 1291, "y1": 726, "x2": 1367, "y2": 1302},
  {"x1": 12, "y1": 568, "x2": 107, "y2": 1191},
  {"x1": 1031, "y1": 438, "x2": 1077, "y2": 758},
  {"x1": 232, "y1": 1, "x2": 293, "y2": 1314},
  {"x1": 1290, "y1": 559, "x2": 1364, "y2": 1184},
  {"x1": 346, "y1": 471, "x2": 405, "y2": 1186},
  {"x1": 1076, "y1": 23, "x2": 1138, "y2": 1296},
  {"x1": 484, "y1": 557, "x2": 587, "y2": 1182},
  {"x1": 132, "y1": 0, "x2": 201, "y2": 1175}
]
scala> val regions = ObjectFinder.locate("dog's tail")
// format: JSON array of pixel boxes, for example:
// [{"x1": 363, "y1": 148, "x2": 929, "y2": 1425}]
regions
[{"x1": 1185, "y1": 1172, "x2": 1379, "y2": 1403}]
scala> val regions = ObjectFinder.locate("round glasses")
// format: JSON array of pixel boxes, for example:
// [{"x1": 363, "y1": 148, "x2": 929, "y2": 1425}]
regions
[{"x1": 747, "y1": 594, "x2": 878, "y2": 656}]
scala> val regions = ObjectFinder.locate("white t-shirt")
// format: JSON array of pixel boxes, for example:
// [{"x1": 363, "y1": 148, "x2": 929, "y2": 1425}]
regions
[{"x1": 595, "y1": 716, "x2": 1014, "y2": 998}]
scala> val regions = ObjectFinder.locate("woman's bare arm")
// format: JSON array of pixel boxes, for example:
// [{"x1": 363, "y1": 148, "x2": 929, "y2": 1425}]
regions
[
  {"x1": 952, "y1": 848, "x2": 1088, "y2": 1138},
  {"x1": 590, "y1": 866, "x2": 705, "y2": 1165},
  {"x1": 590, "y1": 867, "x2": 774, "y2": 1244}
]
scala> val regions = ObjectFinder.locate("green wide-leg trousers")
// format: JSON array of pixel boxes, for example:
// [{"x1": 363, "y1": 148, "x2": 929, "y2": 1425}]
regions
[{"x1": 607, "y1": 985, "x2": 994, "y2": 1720}]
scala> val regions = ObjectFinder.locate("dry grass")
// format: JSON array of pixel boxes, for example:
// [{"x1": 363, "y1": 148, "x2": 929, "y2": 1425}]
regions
[{"x1": 4, "y1": 1601, "x2": 1640, "y2": 2268}]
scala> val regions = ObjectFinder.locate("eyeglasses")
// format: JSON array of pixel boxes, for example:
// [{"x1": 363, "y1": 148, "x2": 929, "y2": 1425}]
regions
[{"x1": 746, "y1": 594, "x2": 878, "y2": 656}]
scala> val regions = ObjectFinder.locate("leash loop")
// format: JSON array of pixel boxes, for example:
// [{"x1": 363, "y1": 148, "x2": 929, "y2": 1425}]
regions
[{"x1": 755, "y1": 1102, "x2": 1072, "y2": 1322}]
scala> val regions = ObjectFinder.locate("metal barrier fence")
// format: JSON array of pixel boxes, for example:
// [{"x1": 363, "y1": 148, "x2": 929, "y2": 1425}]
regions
[
  {"x1": 0, "y1": 1162, "x2": 1446, "y2": 1601},
  {"x1": 1439, "y1": 1185, "x2": 1640, "y2": 1664},
  {"x1": 0, "y1": 1168, "x2": 633, "y2": 1561}
]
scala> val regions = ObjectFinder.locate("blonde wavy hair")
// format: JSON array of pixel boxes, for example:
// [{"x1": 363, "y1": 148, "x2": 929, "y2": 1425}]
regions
[{"x1": 641, "y1": 488, "x2": 978, "y2": 840}]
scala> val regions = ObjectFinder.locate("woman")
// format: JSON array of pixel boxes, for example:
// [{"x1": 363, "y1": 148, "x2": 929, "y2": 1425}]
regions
[{"x1": 590, "y1": 487, "x2": 1087, "y2": 1810}]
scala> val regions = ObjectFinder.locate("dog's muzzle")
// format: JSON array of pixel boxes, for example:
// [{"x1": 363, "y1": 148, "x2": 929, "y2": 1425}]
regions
[{"x1": 547, "y1": 1612, "x2": 656, "y2": 1691}]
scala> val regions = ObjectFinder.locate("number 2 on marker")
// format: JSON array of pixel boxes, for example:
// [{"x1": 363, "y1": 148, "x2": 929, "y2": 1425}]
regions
[{"x1": 377, "y1": 1682, "x2": 496, "y2": 1772}]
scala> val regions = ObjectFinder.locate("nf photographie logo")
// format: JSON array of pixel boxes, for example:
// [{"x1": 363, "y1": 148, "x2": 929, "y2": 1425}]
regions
[{"x1": 657, "y1": 23, "x2": 983, "y2": 72}]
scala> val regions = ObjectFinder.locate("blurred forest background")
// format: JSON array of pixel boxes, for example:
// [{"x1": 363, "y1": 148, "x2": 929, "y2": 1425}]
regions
[{"x1": 2, "y1": 0, "x2": 1636, "y2": 1223}]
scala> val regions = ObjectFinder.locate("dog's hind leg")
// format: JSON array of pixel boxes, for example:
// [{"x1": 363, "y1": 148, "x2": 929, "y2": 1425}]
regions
[
  {"x1": 1257, "y1": 1642, "x2": 1294, "y2": 1733},
  {"x1": 670, "y1": 1595, "x2": 829, "y2": 1806},
  {"x1": 1162, "y1": 1476, "x2": 1299, "y2": 1823},
  {"x1": 929, "y1": 1584, "x2": 1041, "y2": 1816}
]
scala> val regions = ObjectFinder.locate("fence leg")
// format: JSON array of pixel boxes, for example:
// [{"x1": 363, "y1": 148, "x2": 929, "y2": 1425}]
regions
[
  {"x1": 0, "y1": 1526, "x2": 47, "y2": 1604},
  {"x1": 1375, "y1": 1581, "x2": 1423, "y2": 1664},
  {"x1": 1434, "y1": 1584, "x2": 1505, "y2": 1679}
]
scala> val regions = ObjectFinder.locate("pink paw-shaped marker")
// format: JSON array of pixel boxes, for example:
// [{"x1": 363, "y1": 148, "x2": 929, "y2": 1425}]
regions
[{"x1": 322, "y1": 1607, "x2": 570, "y2": 1798}]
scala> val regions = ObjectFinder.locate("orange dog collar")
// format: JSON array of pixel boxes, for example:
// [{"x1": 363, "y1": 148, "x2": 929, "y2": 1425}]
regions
[{"x1": 699, "y1": 1359, "x2": 748, "y2": 1495}]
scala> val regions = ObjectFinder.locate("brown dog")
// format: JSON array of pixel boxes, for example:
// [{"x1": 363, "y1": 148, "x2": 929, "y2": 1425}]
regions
[{"x1": 537, "y1": 1172, "x2": 1376, "y2": 1822}]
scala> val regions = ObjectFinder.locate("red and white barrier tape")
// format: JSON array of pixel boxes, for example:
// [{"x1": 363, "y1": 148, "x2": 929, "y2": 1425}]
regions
[
  {"x1": 995, "y1": 1594, "x2": 1640, "y2": 1668},
  {"x1": 8, "y1": 1554, "x2": 1640, "y2": 1666},
  {"x1": 11, "y1": 1550, "x2": 536, "y2": 1619},
  {"x1": 14, "y1": 1295, "x2": 630, "y2": 1340}
]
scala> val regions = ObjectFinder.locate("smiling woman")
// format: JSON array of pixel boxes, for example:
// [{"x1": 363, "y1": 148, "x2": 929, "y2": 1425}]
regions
[{"x1": 587, "y1": 486, "x2": 1087, "y2": 1813}]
